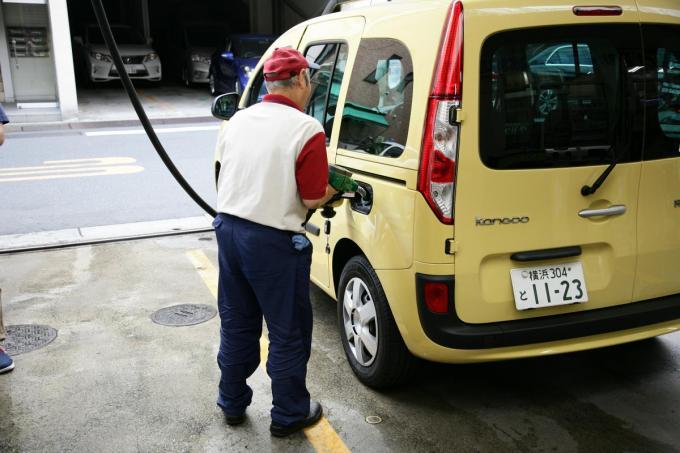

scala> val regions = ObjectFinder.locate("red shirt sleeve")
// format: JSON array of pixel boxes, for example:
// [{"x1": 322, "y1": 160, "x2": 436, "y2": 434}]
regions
[{"x1": 296, "y1": 131, "x2": 328, "y2": 200}]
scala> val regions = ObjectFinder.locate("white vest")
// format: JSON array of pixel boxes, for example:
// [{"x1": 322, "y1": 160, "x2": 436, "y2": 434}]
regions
[{"x1": 216, "y1": 101, "x2": 324, "y2": 233}]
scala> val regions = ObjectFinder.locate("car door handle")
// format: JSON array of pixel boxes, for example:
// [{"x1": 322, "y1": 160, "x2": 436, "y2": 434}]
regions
[{"x1": 578, "y1": 205, "x2": 626, "y2": 218}]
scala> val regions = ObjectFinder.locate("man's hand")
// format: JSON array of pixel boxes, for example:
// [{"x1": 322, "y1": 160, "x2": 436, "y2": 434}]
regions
[{"x1": 302, "y1": 184, "x2": 339, "y2": 210}]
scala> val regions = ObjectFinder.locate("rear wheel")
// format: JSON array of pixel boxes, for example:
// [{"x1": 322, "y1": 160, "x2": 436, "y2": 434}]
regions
[{"x1": 337, "y1": 256, "x2": 417, "y2": 388}]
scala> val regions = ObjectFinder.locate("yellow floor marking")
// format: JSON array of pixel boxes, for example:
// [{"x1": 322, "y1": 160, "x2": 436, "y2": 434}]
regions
[
  {"x1": 140, "y1": 92, "x2": 178, "y2": 112},
  {"x1": 0, "y1": 157, "x2": 137, "y2": 173},
  {"x1": 186, "y1": 249, "x2": 219, "y2": 299},
  {"x1": 0, "y1": 157, "x2": 143, "y2": 183},
  {"x1": 304, "y1": 418, "x2": 351, "y2": 453},
  {"x1": 187, "y1": 249, "x2": 351, "y2": 452}
]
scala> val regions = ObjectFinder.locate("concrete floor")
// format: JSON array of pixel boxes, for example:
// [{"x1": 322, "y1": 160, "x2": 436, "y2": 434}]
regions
[
  {"x1": 1, "y1": 235, "x2": 680, "y2": 452},
  {"x1": 5, "y1": 83, "x2": 214, "y2": 131}
]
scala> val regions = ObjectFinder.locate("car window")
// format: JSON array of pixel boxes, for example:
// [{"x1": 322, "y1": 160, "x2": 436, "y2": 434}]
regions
[
  {"x1": 338, "y1": 38, "x2": 413, "y2": 159},
  {"x1": 88, "y1": 26, "x2": 145, "y2": 45},
  {"x1": 548, "y1": 46, "x2": 575, "y2": 65},
  {"x1": 245, "y1": 69, "x2": 267, "y2": 107},
  {"x1": 186, "y1": 28, "x2": 223, "y2": 48},
  {"x1": 480, "y1": 25, "x2": 644, "y2": 169},
  {"x1": 233, "y1": 37, "x2": 275, "y2": 58},
  {"x1": 304, "y1": 43, "x2": 348, "y2": 141},
  {"x1": 641, "y1": 25, "x2": 680, "y2": 160}
]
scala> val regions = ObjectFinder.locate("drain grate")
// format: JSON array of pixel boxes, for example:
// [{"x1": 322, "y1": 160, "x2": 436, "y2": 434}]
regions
[
  {"x1": 151, "y1": 304, "x2": 217, "y2": 327},
  {"x1": 0, "y1": 324, "x2": 58, "y2": 356}
]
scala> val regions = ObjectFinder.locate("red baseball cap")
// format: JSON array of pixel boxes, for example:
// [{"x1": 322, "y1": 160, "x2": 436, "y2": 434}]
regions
[{"x1": 263, "y1": 48, "x2": 320, "y2": 81}]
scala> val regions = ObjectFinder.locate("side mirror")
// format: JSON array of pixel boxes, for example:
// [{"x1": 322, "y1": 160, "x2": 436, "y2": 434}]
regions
[
  {"x1": 221, "y1": 51, "x2": 234, "y2": 60},
  {"x1": 211, "y1": 93, "x2": 239, "y2": 120},
  {"x1": 73, "y1": 36, "x2": 83, "y2": 46}
]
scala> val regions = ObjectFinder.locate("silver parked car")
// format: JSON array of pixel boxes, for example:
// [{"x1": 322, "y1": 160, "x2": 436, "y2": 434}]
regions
[
  {"x1": 180, "y1": 24, "x2": 225, "y2": 86},
  {"x1": 73, "y1": 25, "x2": 161, "y2": 83}
]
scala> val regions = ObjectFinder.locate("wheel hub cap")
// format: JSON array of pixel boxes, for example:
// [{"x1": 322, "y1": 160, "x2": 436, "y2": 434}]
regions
[{"x1": 343, "y1": 277, "x2": 379, "y2": 367}]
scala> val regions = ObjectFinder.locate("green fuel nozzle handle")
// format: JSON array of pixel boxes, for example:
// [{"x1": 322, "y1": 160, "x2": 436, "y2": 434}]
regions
[{"x1": 328, "y1": 165, "x2": 367, "y2": 198}]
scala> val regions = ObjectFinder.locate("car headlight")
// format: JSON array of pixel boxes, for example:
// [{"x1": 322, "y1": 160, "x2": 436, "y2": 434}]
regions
[
  {"x1": 90, "y1": 51, "x2": 112, "y2": 62},
  {"x1": 243, "y1": 66, "x2": 253, "y2": 78},
  {"x1": 144, "y1": 52, "x2": 159, "y2": 63},
  {"x1": 191, "y1": 54, "x2": 210, "y2": 64}
]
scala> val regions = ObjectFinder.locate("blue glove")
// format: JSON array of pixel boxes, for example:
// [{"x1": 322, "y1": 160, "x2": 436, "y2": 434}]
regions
[{"x1": 291, "y1": 234, "x2": 311, "y2": 251}]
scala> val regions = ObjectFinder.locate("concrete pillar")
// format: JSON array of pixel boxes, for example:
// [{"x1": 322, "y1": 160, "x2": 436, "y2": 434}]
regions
[
  {"x1": 141, "y1": 0, "x2": 150, "y2": 41},
  {"x1": 47, "y1": 0, "x2": 78, "y2": 120},
  {"x1": 0, "y1": 7, "x2": 14, "y2": 103},
  {"x1": 249, "y1": 0, "x2": 273, "y2": 34}
]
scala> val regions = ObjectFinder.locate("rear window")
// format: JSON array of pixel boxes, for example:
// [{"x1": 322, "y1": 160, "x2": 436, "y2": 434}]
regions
[
  {"x1": 641, "y1": 25, "x2": 680, "y2": 160},
  {"x1": 480, "y1": 25, "x2": 644, "y2": 169}
]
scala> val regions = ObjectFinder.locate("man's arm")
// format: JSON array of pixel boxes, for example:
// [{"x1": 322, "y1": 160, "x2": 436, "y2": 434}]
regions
[
  {"x1": 302, "y1": 184, "x2": 338, "y2": 210},
  {"x1": 0, "y1": 105, "x2": 8, "y2": 146}
]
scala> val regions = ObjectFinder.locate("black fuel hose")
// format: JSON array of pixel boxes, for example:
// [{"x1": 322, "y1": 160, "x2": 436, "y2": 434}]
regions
[{"x1": 90, "y1": 0, "x2": 217, "y2": 218}]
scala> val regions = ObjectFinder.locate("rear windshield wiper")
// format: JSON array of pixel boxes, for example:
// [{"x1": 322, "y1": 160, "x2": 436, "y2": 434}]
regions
[{"x1": 581, "y1": 149, "x2": 617, "y2": 196}]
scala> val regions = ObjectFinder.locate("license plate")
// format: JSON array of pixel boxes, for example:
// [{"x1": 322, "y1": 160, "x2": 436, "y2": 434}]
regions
[
  {"x1": 510, "y1": 262, "x2": 588, "y2": 310},
  {"x1": 125, "y1": 65, "x2": 137, "y2": 74}
]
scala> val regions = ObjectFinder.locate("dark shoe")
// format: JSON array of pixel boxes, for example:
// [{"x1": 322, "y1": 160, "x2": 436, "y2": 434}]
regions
[
  {"x1": 225, "y1": 414, "x2": 246, "y2": 426},
  {"x1": 220, "y1": 408, "x2": 246, "y2": 426},
  {"x1": 0, "y1": 347, "x2": 14, "y2": 374},
  {"x1": 270, "y1": 401, "x2": 323, "y2": 437}
]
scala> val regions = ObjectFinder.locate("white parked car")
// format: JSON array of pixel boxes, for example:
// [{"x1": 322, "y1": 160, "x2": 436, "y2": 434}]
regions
[{"x1": 73, "y1": 25, "x2": 161, "y2": 84}]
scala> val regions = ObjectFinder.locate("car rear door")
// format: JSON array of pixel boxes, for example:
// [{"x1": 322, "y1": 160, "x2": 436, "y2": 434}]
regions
[
  {"x1": 634, "y1": 2, "x2": 680, "y2": 301},
  {"x1": 454, "y1": 6, "x2": 645, "y2": 324}
]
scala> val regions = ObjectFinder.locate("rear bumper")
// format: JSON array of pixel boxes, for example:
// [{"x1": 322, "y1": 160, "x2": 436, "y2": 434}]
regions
[{"x1": 416, "y1": 274, "x2": 680, "y2": 350}]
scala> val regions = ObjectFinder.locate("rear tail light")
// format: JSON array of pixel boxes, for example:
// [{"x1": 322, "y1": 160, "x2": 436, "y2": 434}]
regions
[
  {"x1": 418, "y1": 1, "x2": 463, "y2": 225},
  {"x1": 573, "y1": 6, "x2": 623, "y2": 16},
  {"x1": 423, "y1": 281, "x2": 450, "y2": 314}
]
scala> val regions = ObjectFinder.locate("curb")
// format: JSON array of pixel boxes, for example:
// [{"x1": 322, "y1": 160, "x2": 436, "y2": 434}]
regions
[
  {"x1": 6, "y1": 115, "x2": 218, "y2": 134},
  {"x1": 0, "y1": 216, "x2": 214, "y2": 255}
]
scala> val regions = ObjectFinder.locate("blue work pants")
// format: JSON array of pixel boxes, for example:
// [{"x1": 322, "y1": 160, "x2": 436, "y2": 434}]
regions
[{"x1": 212, "y1": 213, "x2": 313, "y2": 426}]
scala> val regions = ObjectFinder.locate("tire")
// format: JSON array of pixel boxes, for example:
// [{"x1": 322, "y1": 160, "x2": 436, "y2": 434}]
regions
[
  {"x1": 337, "y1": 255, "x2": 417, "y2": 388},
  {"x1": 209, "y1": 73, "x2": 220, "y2": 96},
  {"x1": 183, "y1": 68, "x2": 195, "y2": 88}
]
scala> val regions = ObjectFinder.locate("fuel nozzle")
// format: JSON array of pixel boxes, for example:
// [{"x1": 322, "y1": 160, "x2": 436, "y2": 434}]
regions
[
  {"x1": 321, "y1": 165, "x2": 364, "y2": 219},
  {"x1": 328, "y1": 164, "x2": 366, "y2": 198}
]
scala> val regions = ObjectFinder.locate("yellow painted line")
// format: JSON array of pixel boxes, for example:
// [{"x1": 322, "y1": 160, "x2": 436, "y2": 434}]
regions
[
  {"x1": 0, "y1": 166, "x2": 144, "y2": 183},
  {"x1": 140, "y1": 92, "x2": 177, "y2": 112},
  {"x1": 0, "y1": 157, "x2": 143, "y2": 183},
  {"x1": 0, "y1": 157, "x2": 137, "y2": 173},
  {"x1": 304, "y1": 418, "x2": 351, "y2": 453},
  {"x1": 186, "y1": 249, "x2": 219, "y2": 299},
  {"x1": 186, "y1": 249, "x2": 351, "y2": 452}
]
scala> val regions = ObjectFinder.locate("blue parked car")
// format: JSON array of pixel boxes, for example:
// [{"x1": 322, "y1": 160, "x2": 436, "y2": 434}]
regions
[{"x1": 209, "y1": 34, "x2": 276, "y2": 96}]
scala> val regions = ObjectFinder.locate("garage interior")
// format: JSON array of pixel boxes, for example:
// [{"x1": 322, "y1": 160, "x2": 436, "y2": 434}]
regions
[{"x1": 61, "y1": 0, "x2": 325, "y2": 121}]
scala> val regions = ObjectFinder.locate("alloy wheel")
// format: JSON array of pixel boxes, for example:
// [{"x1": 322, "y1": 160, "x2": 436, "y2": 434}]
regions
[{"x1": 342, "y1": 277, "x2": 379, "y2": 367}]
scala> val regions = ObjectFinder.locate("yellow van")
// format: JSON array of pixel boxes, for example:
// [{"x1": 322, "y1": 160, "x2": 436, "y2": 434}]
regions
[{"x1": 213, "y1": 0, "x2": 680, "y2": 388}]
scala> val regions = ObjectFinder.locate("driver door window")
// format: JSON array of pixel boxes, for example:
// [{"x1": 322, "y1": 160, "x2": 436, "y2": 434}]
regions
[
  {"x1": 305, "y1": 43, "x2": 349, "y2": 141},
  {"x1": 245, "y1": 69, "x2": 268, "y2": 107}
]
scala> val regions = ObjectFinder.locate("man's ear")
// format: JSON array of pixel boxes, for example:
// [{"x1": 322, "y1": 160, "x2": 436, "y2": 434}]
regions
[{"x1": 300, "y1": 69, "x2": 310, "y2": 88}]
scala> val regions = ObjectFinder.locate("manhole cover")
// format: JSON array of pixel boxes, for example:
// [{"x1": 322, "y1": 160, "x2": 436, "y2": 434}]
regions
[
  {"x1": 0, "y1": 324, "x2": 58, "y2": 356},
  {"x1": 151, "y1": 304, "x2": 217, "y2": 327}
]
